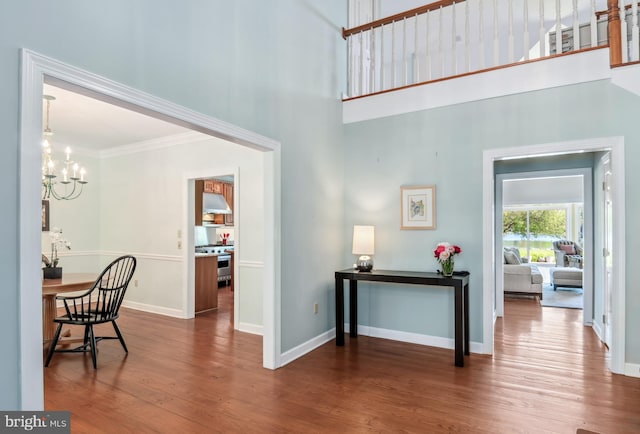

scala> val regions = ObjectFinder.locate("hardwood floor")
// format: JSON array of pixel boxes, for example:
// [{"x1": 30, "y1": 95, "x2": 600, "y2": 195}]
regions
[{"x1": 44, "y1": 290, "x2": 640, "y2": 433}]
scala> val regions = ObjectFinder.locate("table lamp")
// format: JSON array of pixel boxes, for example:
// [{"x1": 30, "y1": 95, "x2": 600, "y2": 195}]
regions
[{"x1": 352, "y1": 225, "x2": 375, "y2": 272}]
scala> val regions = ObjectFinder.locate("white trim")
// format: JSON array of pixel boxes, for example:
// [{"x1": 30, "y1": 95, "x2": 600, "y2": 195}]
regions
[
  {"x1": 238, "y1": 260, "x2": 264, "y2": 268},
  {"x1": 344, "y1": 48, "x2": 611, "y2": 123},
  {"x1": 238, "y1": 322, "x2": 264, "y2": 336},
  {"x1": 102, "y1": 251, "x2": 182, "y2": 262},
  {"x1": 279, "y1": 328, "x2": 336, "y2": 367},
  {"x1": 482, "y1": 137, "x2": 626, "y2": 374},
  {"x1": 122, "y1": 300, "x2": 186, "y2": 319},
  {"x1": 345, "y1": 324, "x2": 484, "y2": 355},
  {"x1": 592, "y1": 322, "x2": 604, "y2": 343},
  {"x1": 100, "y1": 131, "x2": 207, "y2": 159},
  {"x1": 624, "y1": 363, "x2": 640, "y2": 378},
  {"x1": 19, "y1": 49, "x2": 282, "y2": 410}
]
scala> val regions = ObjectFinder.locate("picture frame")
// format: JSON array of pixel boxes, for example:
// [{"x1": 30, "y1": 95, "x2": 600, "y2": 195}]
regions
[
  {"x1": 400, "y1": 185, "x2": 436, "y2": 230},
  {"x1": 42, "y1": 200, "x2": 50, "y2": 232}
]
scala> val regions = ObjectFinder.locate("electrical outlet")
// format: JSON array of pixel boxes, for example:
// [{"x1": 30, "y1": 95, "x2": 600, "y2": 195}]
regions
[{"x1": 313, "y1": 303, "x2": 319, "y2": 314}]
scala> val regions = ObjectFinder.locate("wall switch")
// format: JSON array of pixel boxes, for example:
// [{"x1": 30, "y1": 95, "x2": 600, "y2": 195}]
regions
[
  {"x1": 177, "y1": 240, "x2": 182, "y2": 249},
  {"x1": 313, "y1": 303, "x2": 319, "y2": 314}
]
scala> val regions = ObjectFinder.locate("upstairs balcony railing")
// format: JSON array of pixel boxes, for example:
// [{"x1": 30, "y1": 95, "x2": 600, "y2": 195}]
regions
[{"x1": 343, "y1": 0, "x2": 640, "y2": 99}]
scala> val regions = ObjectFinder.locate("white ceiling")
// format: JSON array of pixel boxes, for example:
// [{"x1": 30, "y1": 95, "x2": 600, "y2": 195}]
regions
[{"x1": 42, "y1": 83, "x2": 192, "y2": 152}]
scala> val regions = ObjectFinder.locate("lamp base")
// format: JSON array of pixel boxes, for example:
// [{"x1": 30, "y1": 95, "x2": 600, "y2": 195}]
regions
[{"x1": 356, "y1": 255, "x2": 373, "y2": 272}]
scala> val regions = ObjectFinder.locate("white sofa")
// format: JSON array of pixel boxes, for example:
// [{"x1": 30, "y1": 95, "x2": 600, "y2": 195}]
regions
[{"x1": 503, "y1": 247, "x2": 544, "y2": 299}]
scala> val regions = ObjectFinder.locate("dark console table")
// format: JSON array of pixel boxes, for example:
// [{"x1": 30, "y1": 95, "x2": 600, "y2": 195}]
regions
[{"x1": 335, "y1": 269, "x2": 470, "y2": 367}]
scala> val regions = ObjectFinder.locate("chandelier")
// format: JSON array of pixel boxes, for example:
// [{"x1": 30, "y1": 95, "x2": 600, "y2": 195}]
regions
[{"x1": 42, "y1": 95, "x2": 88, "y2": 200}]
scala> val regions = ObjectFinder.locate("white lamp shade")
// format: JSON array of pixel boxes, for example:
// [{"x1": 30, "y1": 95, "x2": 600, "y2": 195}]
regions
[{"x1": 352, "y1": 225, "x2": 375, "y2": 255}]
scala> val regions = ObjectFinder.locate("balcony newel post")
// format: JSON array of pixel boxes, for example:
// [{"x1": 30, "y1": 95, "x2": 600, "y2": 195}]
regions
[{"x1": 608, "y1": 0, "x2": 622, "y2": 66}]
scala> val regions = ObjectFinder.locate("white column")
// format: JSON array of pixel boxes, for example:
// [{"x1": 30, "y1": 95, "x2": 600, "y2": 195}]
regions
[{"x1": 523, "y1": 0, "x2": 530, "y2": 60}]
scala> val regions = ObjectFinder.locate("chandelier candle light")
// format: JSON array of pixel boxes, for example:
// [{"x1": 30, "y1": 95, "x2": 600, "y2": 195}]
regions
[
  {"x1": 434, "y1": 242, "x2": 462, "y2": 277},
  {"x1": 42, "y1": 94, "x2": 88, "y2": 201}
]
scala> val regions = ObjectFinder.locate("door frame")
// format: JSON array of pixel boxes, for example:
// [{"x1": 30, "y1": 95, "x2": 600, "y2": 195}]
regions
[
  {"x1": 19, "y1": 49, "x2": 282, "y2": 409},
  {"x1": 482, "y1": 137, "x2": 626, "y2": 374}
]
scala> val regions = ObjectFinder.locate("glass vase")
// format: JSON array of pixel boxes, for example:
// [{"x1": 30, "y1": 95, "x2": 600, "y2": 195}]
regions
[{"x1": 441, "y1": 259, "x2": 454, "y2": 277}]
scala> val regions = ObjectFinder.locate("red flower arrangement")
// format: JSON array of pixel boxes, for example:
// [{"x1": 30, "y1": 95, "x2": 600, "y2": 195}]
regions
[{"x1": 434, "y1": 242, "x2": 462, "y2": 276}]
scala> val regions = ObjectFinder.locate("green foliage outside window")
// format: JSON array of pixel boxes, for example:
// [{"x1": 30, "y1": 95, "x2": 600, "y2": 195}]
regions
[{"x1": 503, "y1": 209, "x2": 566, "y2": 238}]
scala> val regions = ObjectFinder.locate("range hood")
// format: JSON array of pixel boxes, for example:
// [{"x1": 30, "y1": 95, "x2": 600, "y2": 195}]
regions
[{"x1": 203, "y1": 193, "x2": 232, "y2": 214}]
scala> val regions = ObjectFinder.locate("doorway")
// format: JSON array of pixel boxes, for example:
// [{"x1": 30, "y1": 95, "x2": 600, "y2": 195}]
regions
[
  {"x1": 495, "y1": 167, "x2": 593, "y2": 322},
  {"x1": 482, "y1": 138, "x2": 626, "y2": 375},
  {"x1": 19, "y1": 50, "x2": 281, "y2": 409}
]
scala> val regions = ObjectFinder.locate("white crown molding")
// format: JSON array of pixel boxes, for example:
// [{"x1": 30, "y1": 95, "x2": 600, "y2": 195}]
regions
[{"x1": 100, "y1": 131, "x2": 209, "y2": 159}]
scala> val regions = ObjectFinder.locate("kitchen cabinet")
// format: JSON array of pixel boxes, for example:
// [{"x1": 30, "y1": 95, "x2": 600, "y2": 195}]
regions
[
  {"x1": 195, "y1": 256, "x2": 218, "y2": 313},
  {"x1": 198, "y1": 179, "x2": 234, "y2": 226},
  {"x1": 203, "y1": 180, "x2": 223, "y2": 194}
]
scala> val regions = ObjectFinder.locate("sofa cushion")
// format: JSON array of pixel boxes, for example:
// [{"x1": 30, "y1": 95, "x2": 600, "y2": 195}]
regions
[
  {"x1": 504, "y1": 250, "x2": 521, "y2": 264},
  {"x1": 560, "y1": 244, "x2": 576, "y2": 255}
]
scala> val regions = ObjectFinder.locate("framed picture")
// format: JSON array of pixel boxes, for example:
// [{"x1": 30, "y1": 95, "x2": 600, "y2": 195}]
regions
[
  {"x1": 42, "y1": 200, "x2": 50, "y2": 232},
  {"x1": 400, "y1": 185, "x2": 436, "y2": 230}
]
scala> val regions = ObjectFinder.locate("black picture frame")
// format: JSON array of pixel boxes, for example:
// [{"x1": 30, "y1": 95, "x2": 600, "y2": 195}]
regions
[{"x1": 42, "y1": 200, "x2": 50, "y2": 232}]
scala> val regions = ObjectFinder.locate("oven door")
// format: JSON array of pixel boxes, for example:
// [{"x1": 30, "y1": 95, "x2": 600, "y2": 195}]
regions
[{"x1": 217, "y1": 254, "x2": 231, "y2": 282}]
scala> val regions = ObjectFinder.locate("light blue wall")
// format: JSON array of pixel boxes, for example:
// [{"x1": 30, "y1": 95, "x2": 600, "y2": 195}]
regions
[
  {"x1": 0, "y1": 0, "x2": 346, "y2": 409},
  {"x1": 344, "y1": 80, "x2": 640, "y2": 360}
]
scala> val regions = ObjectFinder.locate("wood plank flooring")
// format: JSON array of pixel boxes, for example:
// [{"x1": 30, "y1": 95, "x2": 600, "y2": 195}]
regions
[{"x1": 44, "y1": 290, "x2": 640, "y2": 433}]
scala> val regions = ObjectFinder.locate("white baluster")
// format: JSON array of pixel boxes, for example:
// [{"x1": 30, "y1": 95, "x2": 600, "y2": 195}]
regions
[
  {"x1": 380, "y1": 24, "x2": 385, "y2": 91},
  {"x1": 402, "y1": 16, "x2": 407, "y2": 86},
  {"x1": 414, "y1": 13, "x2": 419, "y2": 83},
  {"x1": 452, "y1": 1, "x2": 457, "y2": 75},
  {"x1": 572, "y1": 0, "x2": 580, "y2": 51},
  {"x1": 539, "y1": 0, "x2": 546, "y2": 57},
  {"x1": 479, "y1": 0, "x2": 485, "y2": 68},
  {"x1": 359, "y1": 31, "x2": 365, "y2": 95},
  {"x1": 524, "y1": 0, "x2": 530, "y2": 60},
  {"x1": 348, "y1": 35, "x2": 354, "y2": 96},
  {"x1": 371, "y1": 27, "x2": 376, "y2": 94},
  {"x1": 439, "y1": 6, "x2": 444, "y2": 77},
  {"x1": 425, "y1": 11, "x2": 432, "y2": 80},
  {"x1": 465, "y1": 0, "x2": 471, "y2": 72},
  {"x1": 392, "y1": 20, "x2": 396, "y2": 88},
  {"x1": 632, "y1": 0, "x2": 640, "y2": 61},
  {"x1": 620, "y1": 0, "x2": 629, "y2": 63},
  {"x1": 508, "y1": 0, "x2": 514, "y2": 63},
  {"x1": 590, "y1": 0, "x2": 597, "y2": 48},
  {"x1": 555, "y1": 0, "x2": 562, "y2": 55},
  {"x1": 493, "y1": 0, "x2": 500, "y2": 66}
]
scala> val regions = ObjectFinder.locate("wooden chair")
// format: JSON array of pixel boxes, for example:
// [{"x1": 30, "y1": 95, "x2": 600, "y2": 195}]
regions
[{"x1": 45, "y1": 255, "x2": 137, "y2": 369}]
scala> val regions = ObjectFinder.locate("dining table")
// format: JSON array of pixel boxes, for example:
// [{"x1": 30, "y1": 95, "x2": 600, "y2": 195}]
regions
[{"x1": 42, "y1": 272, "x2": 96, "y2": 343}]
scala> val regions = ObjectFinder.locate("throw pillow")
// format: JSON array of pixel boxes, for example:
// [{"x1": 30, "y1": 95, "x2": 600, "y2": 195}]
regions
[
  {"x1": 560, "y1": 244, "x2": 576, "y2": 255},
  {"x1": 504, "y1": 250, "x2": 521, "y2": 265}
]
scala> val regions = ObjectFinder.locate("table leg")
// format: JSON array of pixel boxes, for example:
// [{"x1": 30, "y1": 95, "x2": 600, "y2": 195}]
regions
[
  {"x1": 335, "y1": 276, "x2": 345, "y2": 346},
  {"x1": 464, "y1": 282, "x2": 470, "y2": 356},
  {"x1": 42, "y1": 294, "x2": 57, "y2": 342},
  {"x1": 454, "y1": 283, "x2": 464, "y2": 367},
  {"x1": 349, "y1": 280, "x2": 358, "y2": 338}
]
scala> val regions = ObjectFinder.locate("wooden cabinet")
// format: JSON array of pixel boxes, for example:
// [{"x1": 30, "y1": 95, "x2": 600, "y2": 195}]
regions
[
  {"x1": 195, "y1": 256, "x2": 218, "y2": 313},
  {"x1": 197, "y1": 179, "x2": 234, "y2": 226},
  {"x1": 203, "y1": 180, "x2": 223, "y2": 194}
]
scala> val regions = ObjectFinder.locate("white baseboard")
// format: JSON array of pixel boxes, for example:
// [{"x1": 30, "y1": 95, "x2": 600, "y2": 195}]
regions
[
  {"x1": 346, "y1": 323, "x2": 484, "y2": 354},
  {"x1": 279, "y1": 328, "x2": 336, "y2": 367},
  {"x1": 122, "y1": 300, "x2": 185, "y2": 318},
  {"x1": 591, "y1": 322, "x2": 604, "y2": 343},
  {"x1": 238, "y1": 322, "x2": 263, "y2": 336},
  {"x1": 624, "y1": 362, "x2": 640, "y2": 378}
]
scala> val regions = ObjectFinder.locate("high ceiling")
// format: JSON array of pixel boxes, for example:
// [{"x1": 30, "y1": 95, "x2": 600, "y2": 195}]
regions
[{"x1": 42, "y1": 83, "x2": 193, "y2": 153}]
